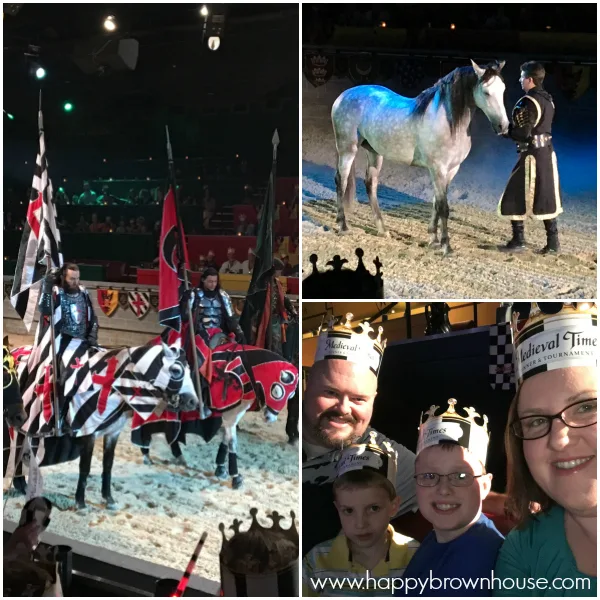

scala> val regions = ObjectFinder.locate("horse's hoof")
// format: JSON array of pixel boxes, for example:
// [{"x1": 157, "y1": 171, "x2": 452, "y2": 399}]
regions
[
  {"x1": 76, "y1": 501, "x2": 87, "y2": 511},
  {"x1": 5, "y1": 486, "x2": 26, "y2": 498},
  {"x1": 232, "y1": 475, "x2": 244, "y2": 490},
  {"x1": 143, "y1": 455, "x2": 154, "y2": 466},
  {"x1": 442, "y1": 245, "x2": 454, "y2": 257},
  {"x1": 428, "y1": 240, "x2": 441, "y2": 249},
  {"x1": 338, "y1": 228, "x2": 351, "y2": 236},
  {"x1": 215, "y1": 465, "x2": 228, "y2": 479},
  {"x1": 287, "y1": 437, "x2": 299, "y2": 447},
  {"x1": 174, "y1": 455, "x2": 188, "y2": 467},
  {"x1": 104, "y1": 498, "x2": 118, "y2": 511}
]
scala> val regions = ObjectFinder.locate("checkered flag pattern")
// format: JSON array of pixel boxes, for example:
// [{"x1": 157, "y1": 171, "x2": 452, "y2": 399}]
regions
[{"x1": 489, "y1": 322, "x2": 516, "y2": 391}]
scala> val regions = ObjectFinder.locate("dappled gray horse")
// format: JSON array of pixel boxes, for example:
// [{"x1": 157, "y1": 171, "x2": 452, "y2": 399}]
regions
[{"x1": 332, "y1": 60, "x2": 509, "y2": 255}]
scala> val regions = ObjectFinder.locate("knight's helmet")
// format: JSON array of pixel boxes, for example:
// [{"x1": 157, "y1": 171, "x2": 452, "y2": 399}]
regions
[{"x1": 219, "y1": 507, "x2": 298, "y2": 596}]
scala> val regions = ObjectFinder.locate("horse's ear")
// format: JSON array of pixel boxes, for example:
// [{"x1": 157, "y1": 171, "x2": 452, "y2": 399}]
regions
[
  {"x1": 161, "y1": 342, "x2": 176, "y2": 359},
  {"x1": 470, "y1": 59, "x2": 486, "y2": 79},
  {"x1": 497, "y1": 60, "x2": 506, "y2": 72}
]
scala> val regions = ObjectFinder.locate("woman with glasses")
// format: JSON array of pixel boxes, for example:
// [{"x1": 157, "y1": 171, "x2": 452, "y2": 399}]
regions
[{"x1": 494, "y1": 303, "x2": 597, "y2": 596}]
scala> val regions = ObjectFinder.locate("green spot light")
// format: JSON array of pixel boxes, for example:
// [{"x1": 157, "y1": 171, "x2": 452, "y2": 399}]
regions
[
  {"x1": 7, "y1": 113, "x2": 15, "y2": 120},
  {"x1": 35, "y1": 67, "x2": 47, "y2": 80},
  {"x1": 63, "y1": 102, "x2": 74, "y2": 112}
]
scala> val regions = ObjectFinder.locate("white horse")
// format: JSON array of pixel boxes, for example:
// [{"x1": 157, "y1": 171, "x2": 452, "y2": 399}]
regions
[{"x1": 332, "y1": 59, "x2": 510, "y2": 255}]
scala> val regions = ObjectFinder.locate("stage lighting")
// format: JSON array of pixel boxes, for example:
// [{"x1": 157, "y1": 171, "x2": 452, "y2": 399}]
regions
[
  {"x1": 63, "y1": 102, "x2": 74, "y2": 112},
  {"x1": 200, "y1": 5, "x2": 209, "y2": 18},
  {"x1": 208, "y1": 36, "x2": 220, "y2": 51},
  {"x1": 104, "y1": 15, "x2": 117, "y2": 31},
  {"x1": 35, "y1": 67, "x2": 46, "y2": 79},
  {"x1": 4, "y1": 110, "x2": 15, "y2": 120}
]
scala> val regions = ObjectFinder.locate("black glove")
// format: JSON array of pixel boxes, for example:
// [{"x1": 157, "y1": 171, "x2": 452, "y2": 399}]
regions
[
  {"x1": 86, "y1": 335, "x2": 98, "y2": 347},
  {"x1": 43, "y1": 270, "x2": 60, "y2": 294},
  {"x1": 235, "y1": 328, "x2": 245, "y2": 344},
  {"x1": 180, "y1": 288, "x2": 193, "y2": 305}
]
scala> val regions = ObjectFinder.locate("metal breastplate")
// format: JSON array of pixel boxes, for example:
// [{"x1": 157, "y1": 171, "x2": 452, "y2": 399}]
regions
[
  {"x1": 60, "y1": 290, "x2": 88, "y2": 338},
  {"x1": 196, "y1": 294, "x2": 224, "y2": 329}
]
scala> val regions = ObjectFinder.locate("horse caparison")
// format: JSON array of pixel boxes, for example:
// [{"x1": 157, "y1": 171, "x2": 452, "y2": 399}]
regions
[{"x1": 332, "y1": 59, "x2": 509, "y2": 255}]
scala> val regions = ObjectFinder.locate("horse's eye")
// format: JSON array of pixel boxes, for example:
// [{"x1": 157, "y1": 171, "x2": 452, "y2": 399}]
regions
[
  {"x1": 280, "y1": 370, "x2": 295, "y2": 385},
  {"x1": 170, "y1": 362, "x2": 184, "y2": 381},
  {"x1": 270, "y1": 383, "x2": 284, "y2": 400}
]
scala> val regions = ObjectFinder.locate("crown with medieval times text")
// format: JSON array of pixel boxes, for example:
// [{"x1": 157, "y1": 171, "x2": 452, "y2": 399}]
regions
[
  {"x1": 336, "y1": 430, "x2": 398, "y2": 486},
  {"x1": 219, "y1": 507, "x2": 298, "y2": 597},
  {"x1": 417, "y1": 398, "x2": 490, "y2": 467},
  {"x1": 510, "y1": 302, "x2": 597, "y2": 386},
  {"x1": 315, "y1": 312, "x2": 387, "y2": 376},
  {"x1": 302, "y1": 248, "x2": 384, "y2": 299}
]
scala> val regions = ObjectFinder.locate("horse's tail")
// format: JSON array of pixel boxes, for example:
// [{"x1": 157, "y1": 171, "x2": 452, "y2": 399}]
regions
[{"x1": 343, "y1": 155, "x2": 357, "y2": 214}]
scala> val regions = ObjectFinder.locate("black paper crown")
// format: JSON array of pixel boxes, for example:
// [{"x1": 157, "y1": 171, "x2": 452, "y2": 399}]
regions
[{"x1": 302, "y1": 248, "x2": 384, "y2": 299}]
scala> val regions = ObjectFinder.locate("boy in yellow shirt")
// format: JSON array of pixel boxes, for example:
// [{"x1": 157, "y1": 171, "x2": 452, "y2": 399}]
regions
[{"x1": 303, "y1": 440, "x2": 419, "y2": 596}]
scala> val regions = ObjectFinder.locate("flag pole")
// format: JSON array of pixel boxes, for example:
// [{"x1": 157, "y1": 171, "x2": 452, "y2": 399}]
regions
[
  {"x1": 165, "y1": 126, "x2": 205, "y2": 416},
  {"x1": 39, "y1": 91, "x2": 61, "y2": 435}
]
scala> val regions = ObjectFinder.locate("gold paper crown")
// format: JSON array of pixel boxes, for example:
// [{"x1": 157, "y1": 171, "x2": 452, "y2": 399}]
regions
[
  {"x1": 319, "y1": 312, "x2": 387, "y2": 352},
  {"x1": 337, "y1": 430, "x2": 398, "y2": 484},
  {"x1": 512, "y1": 302, "x2": 597, "y2": 340},
  {"x1": 417, "y1": 398, "x2": 490, "y2": 465}
]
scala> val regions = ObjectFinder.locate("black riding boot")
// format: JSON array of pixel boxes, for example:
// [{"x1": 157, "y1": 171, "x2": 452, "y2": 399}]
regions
[
  {"x1": 537, "y1": 219, "x2": 561, "y2": 255},
  {"x1": 500, "y1": 220, "x2": 526, "y2": 252}
]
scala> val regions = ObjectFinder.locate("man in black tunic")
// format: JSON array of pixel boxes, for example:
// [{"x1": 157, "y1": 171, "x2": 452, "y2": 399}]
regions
[{"x1": 499, "y1": 61, "x2": 562, "y2": 254}]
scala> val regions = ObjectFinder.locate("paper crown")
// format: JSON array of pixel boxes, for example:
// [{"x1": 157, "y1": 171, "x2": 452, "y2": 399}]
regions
[
  {"x1": 336, "y1": 431, "x2": 398, "y2": 485},
  {"x1": 315, "y1": 312, "x2": 386, "y2": 376},
  {"x1": 511, "y1": 302, "x2": 597, "y2": 385},
  {"x1": 417, "y1": 399, "x2": 490, "y2": 466},
  {"x1": 219, "y1": 508, "x2": 298, "y2": 597}
]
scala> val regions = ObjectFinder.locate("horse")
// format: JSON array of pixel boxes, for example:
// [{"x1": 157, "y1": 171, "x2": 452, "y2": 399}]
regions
[
  {"x1": 7, "y1": 338, "x2": 199, "y2": 509},
  {"x1": 133, "y1": 329, "x2": 299, "y2": 489},
  {"x1": 332, "y1": 59, "x2": 510, "y2": 255}
]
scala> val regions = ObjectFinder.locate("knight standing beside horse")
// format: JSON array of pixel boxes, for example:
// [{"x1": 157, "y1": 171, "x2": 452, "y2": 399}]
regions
[
  {"x1": 498, "y1": 61, "x2": 562, "y2": 254},
  {"x1": 332, "y1": 59, "x2": 509, "y2": 255}
]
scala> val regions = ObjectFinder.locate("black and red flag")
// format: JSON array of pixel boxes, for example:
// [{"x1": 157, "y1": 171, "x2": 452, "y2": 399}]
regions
[
  {"x1": 10, "y1": 104, "x2": 63, "y2": 330},
  {"x1": 158, "y1": 186, "x2": 190, "y2": 331}
]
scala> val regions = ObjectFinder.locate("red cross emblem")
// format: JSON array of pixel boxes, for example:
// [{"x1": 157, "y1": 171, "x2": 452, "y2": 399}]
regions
[
  {"x1": 26, "y1": 192, "x2": 43, "y2": 239},
  {"x1": 91, "y1": 356, "x2": 119, "y2": 415},
  {"x1": 72, "y1": 357, "x2": 85, "y2": 369},
  {"x1": 35, "y1": 365, "x2": 54, "y2": 423},
  {"x1": 129, "y1": 292, "x2": 148, "y2": 318}
]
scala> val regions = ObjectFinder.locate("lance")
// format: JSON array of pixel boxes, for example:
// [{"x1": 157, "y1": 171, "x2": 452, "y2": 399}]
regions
[
  {"x1": 165, "y1": 126, "x2": 205, "y2": 416},
  {"x1": 39, "y1": 91, "x2": 61, "y2": 435}
]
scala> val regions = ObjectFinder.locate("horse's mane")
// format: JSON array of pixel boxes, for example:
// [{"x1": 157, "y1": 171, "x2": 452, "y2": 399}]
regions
[{"x1": 413, "y1": 63, "x2": 503, "y2": 135}]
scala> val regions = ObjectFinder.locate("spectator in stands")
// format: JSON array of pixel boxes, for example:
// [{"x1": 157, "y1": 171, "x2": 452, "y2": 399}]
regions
[
  {"x1": 128, "y1": 189, "x2": 138, "y2": 204},
  {"x1": 202, "y1": 187, "x2": 216, "y2": 230},
  {"x1": 55, "y1": 187, "x2": 69, "y2": 205},
  {"x1": 4, "y1": 212, "x2": 15, "y2": 231},
  {"x1": 89, "y1": 213, "x2": 103, "y2": 233},
  {"x1": 103, "y1": 216, "x2": 114, "y2": 233},
  {"x1": 126, "y1": 218, "x2": 138, "y2": 233},
  {"x1": 115, "y1": 218, "x2": 126, "y2": 234},
  {"x1": 71, "y1": 194, "x2": 79, "y2": 205},
  {"x1": 153, "y1": 220, "x2": 161, "y2": 235},
  {"x1": 220, "y1": 247, "x2": 243, "y2": 274},
  {"x1": 236, "y1": 213, "x2": 255, "y2": 236},
  {"x1": 206, "y1": 250, "x2": 219, "y2": 270},
  {"x1": 77, "y1": 181, "x2": 100, "y2": 206},
  {"x1": 137, "y1": 216, "x2": 148, "y2": 234},
  {"x1": 241, "y1": 248, "x2": 255, "y2": 275},
  {"x1": 289, "y1": 185, "x2": 299, "y2": 220},
  {"x1": 197, "y1": 255, "x2": 208, "y2": 271},
  {"x1": 138, "y1": 189, "x2": 151, "y2": 205},
  {"x1": 281, "y1": 254, "x2": 294, "y2": 277},
  {"x1": 74, "y1": 215, "x2": 89, "y2": 233},
  {"x1": 98, "y1": 185, "x2": 122, "y2": 206}
]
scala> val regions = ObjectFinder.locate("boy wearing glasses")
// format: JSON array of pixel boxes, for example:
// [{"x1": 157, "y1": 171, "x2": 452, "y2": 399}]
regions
[{"x1": 401, "y1": 399, "x2": 504, "y2": 596}]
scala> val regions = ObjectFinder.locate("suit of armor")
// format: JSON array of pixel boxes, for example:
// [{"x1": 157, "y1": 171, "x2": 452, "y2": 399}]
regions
[
  {"x1": 39, "y1": 284, "x2": 98, "y2": 344},
  {"x1": 192, "y1": 288, "x2": 243, "y2": 341}
]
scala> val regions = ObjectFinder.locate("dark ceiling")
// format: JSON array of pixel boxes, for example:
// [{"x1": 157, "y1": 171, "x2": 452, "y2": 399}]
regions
[{"x1": 3, "y1": 4, "x2": 299, "y2": 175}]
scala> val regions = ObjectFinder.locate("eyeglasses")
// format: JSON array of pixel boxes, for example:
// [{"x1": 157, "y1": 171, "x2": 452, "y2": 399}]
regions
[
  {"x1": 511, "y1": 398, "x2": 597, "y2": 440},
  {"x1": 414, "y1": 472, "x2": 485, "y2": 487}
]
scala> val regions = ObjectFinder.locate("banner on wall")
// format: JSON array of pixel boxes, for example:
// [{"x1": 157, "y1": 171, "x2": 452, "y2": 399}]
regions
[
  {"x1": 97, "y1": 289, "x2": 119, "y2": 317},
  {"x1": 128, "y1": 291, "x2": 150, "y2": 319},
  {"x1": 303, "y1": 52, "x2": 334, "y2": 87},
  {"x1": 348, "y1": 53, "x2": 379, "y2": 85}
]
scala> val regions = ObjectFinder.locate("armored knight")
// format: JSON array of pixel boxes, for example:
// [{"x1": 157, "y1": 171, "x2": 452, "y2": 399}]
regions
[
  {"x1": 184, "y1": 267, "x2": 244, "y2": 344},
  {"x1": 39, "y1": 263, "x2": 98, "y2": 348},
  {"x1": 499, "y1": 61, "x2": 562, "y2": 254}
]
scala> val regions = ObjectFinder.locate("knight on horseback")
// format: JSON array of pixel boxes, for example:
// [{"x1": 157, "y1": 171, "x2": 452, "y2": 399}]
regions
[
  {"x1": 39, "y1": 262, "x2": 98, "y2": 351},
  {"x1": 183, "y1": 267, "x2": 244, "y2": 347}
]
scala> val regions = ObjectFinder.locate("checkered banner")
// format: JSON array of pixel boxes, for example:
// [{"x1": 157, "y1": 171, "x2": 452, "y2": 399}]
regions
[{"x1": 489, "y1": 322, "x2": 516, "y2": 391}]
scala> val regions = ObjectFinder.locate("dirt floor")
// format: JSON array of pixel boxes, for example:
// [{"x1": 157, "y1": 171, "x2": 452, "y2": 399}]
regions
[
  {"x1": 302, "y1": 123, "x2": 597, "y2": 299},
  {"x1": 3, "y1": 333, "x2": 299, "y2": 585}
]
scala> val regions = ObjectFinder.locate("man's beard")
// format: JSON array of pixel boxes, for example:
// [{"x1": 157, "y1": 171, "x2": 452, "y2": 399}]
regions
[
  {"x1": 63, "y1": 282, "x2": 79, "y2": 294},
  {"x1": 309, "y1": 408, "x2": 361, "y2": 450}
]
